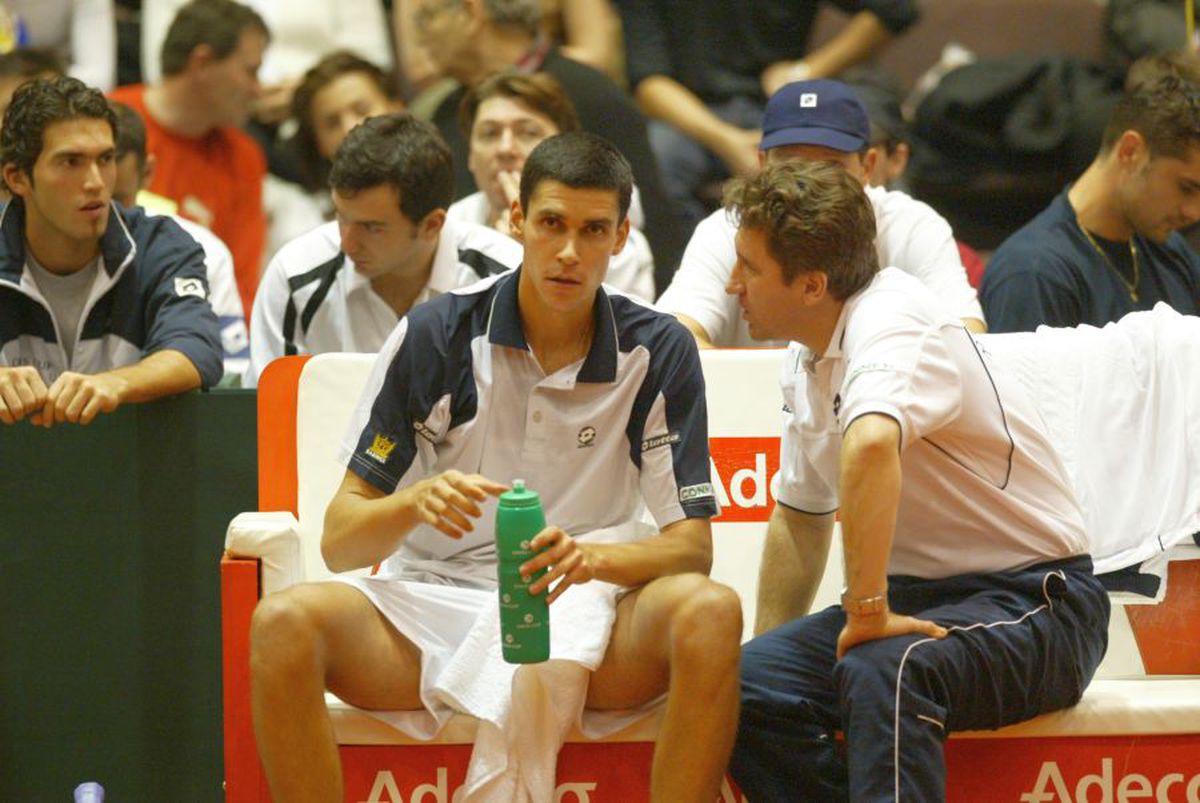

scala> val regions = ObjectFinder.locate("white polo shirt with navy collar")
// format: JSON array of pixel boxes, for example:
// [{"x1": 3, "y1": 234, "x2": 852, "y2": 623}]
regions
[
  {"x1": 776, "y1": 267, "x2": 1087, "y2": 579},
  {"x1": 244, "y1": 216, "x2": 522, "y2": 387},
  {"x1": 339, "y1": 269, "x2": 720, "y2": 585}
]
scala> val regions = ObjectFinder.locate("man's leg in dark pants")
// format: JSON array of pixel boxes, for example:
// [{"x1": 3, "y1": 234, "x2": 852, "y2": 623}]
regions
[
  {"x1": 733, "y1": 562, "x2": 1108, "y2": 802},
  {"x1": 839, "y1": 564, "x2": 1109, "y2": 802},
  {"x1": 733, "y1": 606, "x2": 849, "y2": 802}
]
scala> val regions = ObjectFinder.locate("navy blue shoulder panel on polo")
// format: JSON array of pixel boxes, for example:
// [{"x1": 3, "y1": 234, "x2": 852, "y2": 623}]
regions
[
  {"x1": 347, "y1": 278, "x2": 499, "y2": 494},
  {"x1": 283, "y1": 252, "x2": 346, "y2": 355},
  {"x1": 610, "y1": 293, "x2": 718, "y2": 519},
  {"x1": 458, "y1": 247, "x2": 511, "y2": 280}
]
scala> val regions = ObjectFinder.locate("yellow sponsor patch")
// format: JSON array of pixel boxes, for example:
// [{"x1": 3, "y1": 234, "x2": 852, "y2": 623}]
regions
[{"x1": 365, "y1": 433, "x2": 397, "y2": 464}]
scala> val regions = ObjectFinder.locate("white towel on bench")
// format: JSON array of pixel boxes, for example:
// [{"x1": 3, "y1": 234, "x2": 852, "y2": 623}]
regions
[
  {"x1": 335, "y1": 520, "x2": 660, "y2": 802},
  {"x1": 979, "y1": 304, "x2": 1200, "y2": 578}
]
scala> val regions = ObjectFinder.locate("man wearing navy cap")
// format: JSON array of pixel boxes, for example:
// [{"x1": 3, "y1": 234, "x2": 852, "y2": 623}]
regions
[{"x1": 658, "y1": 79, "x2": 983, "y2": 357}]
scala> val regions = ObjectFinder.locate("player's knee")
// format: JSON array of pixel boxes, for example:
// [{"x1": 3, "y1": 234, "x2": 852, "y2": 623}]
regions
[
  {"x1": 250, "y1": 588, "x2": 324, "y2": 679},
  {"x1": 833, "y1": 643, "x2": 897, "y2": 699},
  {"x1": 670, "y1": 576, "x2": 743, "y2": 661}
]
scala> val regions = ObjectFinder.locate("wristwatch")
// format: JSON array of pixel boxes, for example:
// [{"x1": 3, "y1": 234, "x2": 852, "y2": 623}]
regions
[{"x1": 841, "y1": 588, "x2": 887, "y2": 616}]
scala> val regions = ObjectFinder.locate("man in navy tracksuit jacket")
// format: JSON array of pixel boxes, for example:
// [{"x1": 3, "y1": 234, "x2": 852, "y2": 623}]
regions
[{"x1": 0, "y1": 76, "x2": 221, "y2": 427}]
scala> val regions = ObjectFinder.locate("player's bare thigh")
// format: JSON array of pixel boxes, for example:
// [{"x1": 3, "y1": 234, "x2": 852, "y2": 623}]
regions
[
  {"x1": 585, "y1": 572, "x2": 724, "y2": 710},
  {"x1": 255, "y1": 580, "x2": 425, "y2": 710}
]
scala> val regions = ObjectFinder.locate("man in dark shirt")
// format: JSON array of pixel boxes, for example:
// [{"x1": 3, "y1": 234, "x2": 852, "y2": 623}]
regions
[
  {"x1": 982, "y1": 74, "x2": 1200, "y2": 332},
  {"x1": 615, "y1": 0, "x2": 919, "y2": 229},
  {"x1": 411, "y1": 0, "x2": 686, "y2": 292}
]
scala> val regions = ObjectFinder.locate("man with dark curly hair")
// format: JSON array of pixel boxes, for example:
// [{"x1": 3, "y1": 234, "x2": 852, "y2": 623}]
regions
[{"x1": 0, "y1": 77, "x2": 222, "y2": 427}]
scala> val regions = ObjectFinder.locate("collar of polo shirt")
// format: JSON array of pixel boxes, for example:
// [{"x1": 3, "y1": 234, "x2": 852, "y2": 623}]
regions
[{"x1": 485, "y1": 268, "x2": 620, "y2": 383}]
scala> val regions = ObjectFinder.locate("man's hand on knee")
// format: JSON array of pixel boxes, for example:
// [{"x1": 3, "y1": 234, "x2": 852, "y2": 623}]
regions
[
  {"x1": 523, "y1": 527, "x2": 597, "y2": 603},
  {"x1": 0, "y1": 366, "x2": 48, "y2": 425},
  {"x1": 837, "y1": 610, "x2": 948, "y2": 659}
]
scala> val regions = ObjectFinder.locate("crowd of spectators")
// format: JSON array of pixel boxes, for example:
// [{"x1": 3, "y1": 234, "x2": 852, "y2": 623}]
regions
[{"x1": 0, "y1": 0, "x2": 1196, "y2": 414}]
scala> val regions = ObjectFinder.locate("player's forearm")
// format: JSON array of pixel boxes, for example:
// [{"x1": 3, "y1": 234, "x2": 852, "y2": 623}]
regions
[
  {"x1": 586, "y1": 520, "x2": 713, "y2": 588},
  {"x1": 754, "y1": 506, "x2": 834, "y2": 634},
  {"x1": 838, "y1": 414, "x2": 902, "y2": 602},
  {"x1": 99, "y1": 349, "x2": 202, "y2": 405},
  {"x1": 634, "y1": 76, "x2": 745, "y2": 151},
  {"x1": 322, "y1": 484, "x2": 424, "y2": 573},
  {"x1": 802, "y1": 11, "x2": 894, "y2": 78}
]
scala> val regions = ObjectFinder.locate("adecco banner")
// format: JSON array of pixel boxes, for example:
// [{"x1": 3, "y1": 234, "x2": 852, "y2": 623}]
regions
[
  {"x1": 710, "y1": 437, "x2": 781, "y2": 523},
  {"x1": 340, "y1": 743, "x2": 749, "y2": 802},
  {"x1": 945, "y1": 735, "x2": 1200, "y2": 802}
]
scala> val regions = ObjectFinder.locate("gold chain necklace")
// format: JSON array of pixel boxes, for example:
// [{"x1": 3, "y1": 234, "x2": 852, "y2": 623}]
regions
[{"x1": 1078, "y1": 224, "x2": 1140, "y2": 302}]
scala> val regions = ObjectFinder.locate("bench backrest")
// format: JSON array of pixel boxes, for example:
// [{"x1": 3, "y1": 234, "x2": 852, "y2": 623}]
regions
[{"x1": 272, "y1": 349, "x2": 816, "y2": 638}]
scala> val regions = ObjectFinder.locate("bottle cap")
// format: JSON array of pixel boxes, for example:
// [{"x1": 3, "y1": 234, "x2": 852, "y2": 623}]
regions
[
  {"x1": 74, "y1": 782, "x2": 105, "y2": 803},
  {"x1": 500, "y1": 479, "x2": 540, "y2": 508}
]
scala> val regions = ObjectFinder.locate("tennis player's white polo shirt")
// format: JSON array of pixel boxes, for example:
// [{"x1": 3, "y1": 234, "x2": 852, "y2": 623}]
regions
[
  {"x1": 339, "y1": 269, "x2": 720, "y2": 585},
  {"x1": 776, "y1": 267, "x2": 1088, "y2": 579},
  {"x1": 657, "y1": 184, "x2": 984, "y2": 346}
]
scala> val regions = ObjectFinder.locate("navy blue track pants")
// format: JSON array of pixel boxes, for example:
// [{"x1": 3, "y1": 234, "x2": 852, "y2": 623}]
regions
[{"x1": 732, "y1": 556, "x2": 1111, "y2": 802}]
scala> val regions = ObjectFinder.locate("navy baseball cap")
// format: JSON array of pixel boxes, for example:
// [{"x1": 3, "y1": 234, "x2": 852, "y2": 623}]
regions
[{"x1": 760, "y1": 80, "x2": 871, "y2": 153}]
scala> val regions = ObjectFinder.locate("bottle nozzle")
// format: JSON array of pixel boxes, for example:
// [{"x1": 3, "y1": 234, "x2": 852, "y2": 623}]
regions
[{"x1": 512, "y1": 478, "x2": 525, "y2": 492}]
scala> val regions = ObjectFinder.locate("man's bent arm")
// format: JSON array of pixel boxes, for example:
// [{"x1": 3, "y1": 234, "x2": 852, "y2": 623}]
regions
[
  {"x1": 839, "y1": 414, "x2": 901, "y2": 603},
  {"x1": 761, "y1": 11, "x2": 897, "y2": 96},
  {"x1": 101, "y1": 348, "x2": 203, "y2": 404},
  {"x1": 322, "y1": 469, "x2": 507, "y2": 573},
  {"x1": 588, "y1": 516, "x2": 713, "y2": 587},
  {"x1": 526, "y1": 516, "x2": 714, "y2": 602},
  {"x1": 633, "y1": 76, "x2": 761, "y2": 177},
  {"x1": 802, "y1": 11, "x2": 895, "y2": 78},
  {"x1": 322, "y1": 471, "x2": 425, "y2": 573},
  {"x1": 35, "y1": 349, "x2": 204, "y2": 427},
  {"x1": 754, "y1": 505, "x2": 834, "y2": 635},
  {"x1": 837, "y1": 413, "x2": 946, "y2": 656}
]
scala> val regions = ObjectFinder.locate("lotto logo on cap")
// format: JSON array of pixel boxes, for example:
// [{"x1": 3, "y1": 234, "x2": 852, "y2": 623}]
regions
[{"x1": 800, "y1": 93, "x2": 818, "y2": 108}]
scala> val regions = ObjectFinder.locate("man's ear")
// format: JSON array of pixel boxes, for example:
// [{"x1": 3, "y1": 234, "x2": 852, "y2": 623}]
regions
[
  {"x1": 420, "y1": 208, "x2": 447, "y2": 239},
  {"x1": 860, "y1": 147, "x2": 879, "y2": 180},
  {"x1": 611, "y1": 216, "x2": 630, "y2": 255},
  {"x1": 186, "y1": 43, "x2": 217, "y2": 74},
  {"x1": 1115, "y1": 130, "x2": 1148, "y2": 169},
  {"x1": 797, "y1": 269, "x2": 829, "y2": 305},
  {"x1": 2, "y1": 163, "x2": 30, "y2": 198},
  {"x1": 509, "y1": 199, "x2": 525, "y2": 243},
  {"x1": 141, "y1": 153, "x2": 157, "y2": 190}
]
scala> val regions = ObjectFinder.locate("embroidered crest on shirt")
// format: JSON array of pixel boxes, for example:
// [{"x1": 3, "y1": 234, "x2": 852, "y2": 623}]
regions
[
  {"x1": 577, "y1": 426, "x2": 597, "y2": 448},
  {"x1": 641, "y1": 431, "x2": 680, "y2": 452},
  {"x1": 365, "y1": 433, "x2": 397, "y2": 463}
]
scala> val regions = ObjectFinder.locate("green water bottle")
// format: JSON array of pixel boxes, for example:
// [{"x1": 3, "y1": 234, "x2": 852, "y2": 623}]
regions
[{"x1": 495, "y1": 479, "x2": 550, "y2": 663}]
